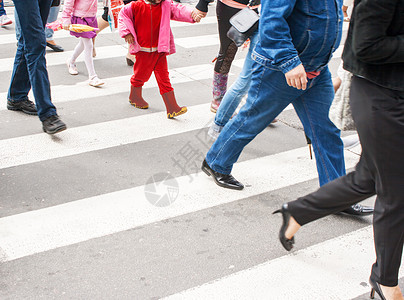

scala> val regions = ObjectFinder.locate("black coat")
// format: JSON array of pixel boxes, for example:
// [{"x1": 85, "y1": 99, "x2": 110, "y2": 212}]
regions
[
  {"x1": 51, "y1": 0, "x2": 61, "y2": 7},
  {"x1": 342, "y1": 0, "x2": 404, "y2": 91}
]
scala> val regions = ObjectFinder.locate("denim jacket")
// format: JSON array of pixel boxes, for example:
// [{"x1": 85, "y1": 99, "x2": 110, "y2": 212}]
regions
[{"x1": 252, "y1": 0, "x2": 343, "y2": 73}]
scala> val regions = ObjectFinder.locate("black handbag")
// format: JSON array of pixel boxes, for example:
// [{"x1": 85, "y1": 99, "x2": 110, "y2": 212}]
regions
[{"x1": 227, "y1": 1, "x2": 259, "y2": 47}]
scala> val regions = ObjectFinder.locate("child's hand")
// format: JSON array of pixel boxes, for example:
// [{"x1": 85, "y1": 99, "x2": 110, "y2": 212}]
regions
[
  {"x1": 191, "y1": 9, "x2": 207, "y2": 23},
  {"x1": 124, "y1": 33, "x2": 134, "y2": 44},
  {"x1": 63, "y1": 24, "x2": 70, "y2": 31}
]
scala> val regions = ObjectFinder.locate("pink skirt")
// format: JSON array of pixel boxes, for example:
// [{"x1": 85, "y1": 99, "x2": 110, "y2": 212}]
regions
[{"x1": 70, "y1": 16, "x2": 98, "y2": 39}]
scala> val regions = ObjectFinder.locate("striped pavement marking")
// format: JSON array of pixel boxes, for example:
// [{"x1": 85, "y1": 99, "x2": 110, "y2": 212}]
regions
[
  {"x1": 0, "y1": 103, "x2": 212, "y2": 169},
  {"x1": 0, "y1": 146, "x2": 360, "y2": 262},
  {"x1": 0, "y1": 33, "x2": 222, "y2": 72},
  {"x1": 164, "y1": 226, "x2": 404, "y2": 300},
  {"x1": 0, "y1": 54, "x2": 295, "y2": 113},
  {"x1": 0, "y1": 16, "x2": 218, "y2": 46},
  {"x1": 0, "y1": 61, "x2": 243, "y2": 111}
]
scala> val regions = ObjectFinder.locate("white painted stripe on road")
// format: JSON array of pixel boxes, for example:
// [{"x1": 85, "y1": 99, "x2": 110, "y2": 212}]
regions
[
  {"x1": 175, "y1": 34, "x2": 219, "y2": 48},
  {"x1": 171, "y1": 16, "x2": 217, "y2": 28},
  {"x1": 0, "y1": 34, "x2": 222, "y2": 72},
  {"x1": 0, "y1": 60, "x2": 243, "y2": 111},
  {"x1": 0, "y1": 146, "x2": 360, "y2": 262},
  {"x1": 164, "y1": 226, "x2": 404, "y2": 300},
  {"x1": 0, "y1": 45, "x2": 128, "y2": 72},
  {"x1": 0, "y1": 103, "x2": 213, "y2": 169},
  {"x1": 0, "y1": 16, "x2": 218, "y2": 46}
]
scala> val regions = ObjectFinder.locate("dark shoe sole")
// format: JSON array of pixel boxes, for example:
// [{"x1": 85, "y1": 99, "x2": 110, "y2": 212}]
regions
[
  {"x1": 339, "y1": 210, "x2": 373, "y2": 216},
  {"x1": 202, "y1": 165, "x2": 244, "y2": 190},
  {"x1": 126, "y1": 58, "x2": 134, "y2": 66},
  {"x1": 46, "y1": 43, "x2": 64, "y2": 52},
  {"x1": 43, "y1": 125, "x2": 67, "y2": 135},
  {"x1": 7, "y1": 106, "x2": 38, "y2": 115}
]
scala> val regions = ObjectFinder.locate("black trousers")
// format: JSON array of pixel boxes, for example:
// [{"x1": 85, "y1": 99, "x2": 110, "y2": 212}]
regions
[
  {"x1": 214, "y1": 0, "x2": 240, "y2": 74},
  {"x1": 288, "y1": 76, "x2": 404, "y2": 286}
]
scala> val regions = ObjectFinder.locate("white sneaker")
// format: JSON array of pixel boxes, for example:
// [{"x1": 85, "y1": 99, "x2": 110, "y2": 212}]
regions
[
  {"x1": 89, "y1": 76, "x2": 104, "y2": 87},
  {"x1": 0, "y1": 15, "x2": 12, "y2": 26},
  {"x1": 207, "y1": 123, "x2": 223, "y2": 141},
  {"x1": 342, "y1": 133, "x2": 360, "y2": 149},
  {"x1": 67, "y1": 60, "x2": 78, "y2": 75}
]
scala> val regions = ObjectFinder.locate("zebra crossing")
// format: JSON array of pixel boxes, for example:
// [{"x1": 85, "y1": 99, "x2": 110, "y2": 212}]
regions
[{"x1": 1, "y1": 4, "x2": 402, "y2": 300}]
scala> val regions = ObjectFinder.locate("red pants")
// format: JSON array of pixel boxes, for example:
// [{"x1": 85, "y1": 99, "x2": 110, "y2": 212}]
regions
[{"x1": 131, "y1": 51, "x2": 173, "y2": 95}]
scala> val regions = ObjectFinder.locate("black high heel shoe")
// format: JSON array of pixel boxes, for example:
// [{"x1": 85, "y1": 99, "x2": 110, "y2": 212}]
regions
[
  {"x1": 369, "y1": 277, "x2": 386, "y2": 300},
  {"x1": 273, "y1": 203, "x2": 295, "y2": 251}
]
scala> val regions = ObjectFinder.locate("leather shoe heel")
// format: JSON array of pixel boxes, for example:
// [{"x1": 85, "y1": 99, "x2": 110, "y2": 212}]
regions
[
  {"x1": 273, "y1": 203, "x2": 295, "y2": 251},
  {"x1": 369, "y1": 277, "x2": 386, "y2": 300},
  {"x1": 201, "y1": 159, "x2": 244, "y2": 190}
]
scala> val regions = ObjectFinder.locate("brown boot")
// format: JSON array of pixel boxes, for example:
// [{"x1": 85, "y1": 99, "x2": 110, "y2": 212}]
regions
[
  {"x1": 129, "y1": 86, "x2": 149, "y2": 109},
  {"x1": 161, "y1": 90, "x2": 187, "y2": 119}
]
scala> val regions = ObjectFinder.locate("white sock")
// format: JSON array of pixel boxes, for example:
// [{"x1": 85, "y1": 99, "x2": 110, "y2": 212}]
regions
[
  {"x1": 81, "y1": 38, "x2": 97, "y2": 79},
  {"x1": 70, "y1": 38, "x2": 84, "y2": 64}
]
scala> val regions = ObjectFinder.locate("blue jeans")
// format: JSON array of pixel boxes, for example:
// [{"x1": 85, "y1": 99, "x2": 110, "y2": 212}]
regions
[
  {"x1": 8, "y1": 0, "x2": 56, "y2": 121},
  {"x1": 14, "y1": 9, "x2": 21, "y2": 41},
  {"x1": 206, "y1": 63, "x2": 346, "y2": 186},
  {"x1": 0, "y1": 0, "x2": 6, "y2": 16},
  {"x1": 213, "y1": 31, "x2": 258, "y2": 130},
  {"x1": 45, "y1": 5, "x2": 60, "y2": 41}
]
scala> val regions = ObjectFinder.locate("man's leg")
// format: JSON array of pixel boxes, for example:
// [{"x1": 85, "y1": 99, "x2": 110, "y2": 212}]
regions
[
  {"x1": 205, "y1": 64, "x2": 301, "y2": 175},
  {"x1": 292, "y1": 68, "x2": 345, "y2": 186},
  {"x1": 11, "y1": 0, "x2": 56, "y2": 121},
  {"x1": 0, "y1": 0, "x2": 6, "y2": 16}
]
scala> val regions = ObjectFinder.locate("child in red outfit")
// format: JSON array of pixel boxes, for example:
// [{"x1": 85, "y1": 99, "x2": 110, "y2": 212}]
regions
[{"x1": 118, "y1": 0, "x2": 201, "y2": 119}]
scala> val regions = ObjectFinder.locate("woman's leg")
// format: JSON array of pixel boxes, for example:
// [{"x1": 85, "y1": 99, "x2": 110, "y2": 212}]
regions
[
  {"x1": 45, "y1": 5, "x2": 59, "y2": 42},
  {"x1": 348, "y1": 77, "x2": 404, "y2": 289},
  {"x1": 93, "y1": 7, "x2": 110, "y2": 57},
  {"x1": 214, "y1": 32, "x2": 258, "y2": 129},
  {"x1": 211, "y1": 1, "x2": 240, "y2": 112}
]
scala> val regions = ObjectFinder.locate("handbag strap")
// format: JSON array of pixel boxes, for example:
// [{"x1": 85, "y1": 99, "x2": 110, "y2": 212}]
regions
[
  {"x1": 247, "y1": 0, "x2": 260, "y2": 7},
  {"x1": 219, "y1": 0, "x2": 260, "y2": 10}
]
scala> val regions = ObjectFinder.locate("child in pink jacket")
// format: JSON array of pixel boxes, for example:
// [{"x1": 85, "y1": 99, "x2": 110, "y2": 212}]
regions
[
  {"x1": 62, "y1": 0, "x2": 104, "y2": 87},
  {"x1": 118, "y1": 0, "x2": 200, "y2": 119}
]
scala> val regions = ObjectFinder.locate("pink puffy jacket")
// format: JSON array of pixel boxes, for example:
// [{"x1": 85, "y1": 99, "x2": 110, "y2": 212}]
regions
[
  {"x1": 118, "y1": 0, "x2": 195, "y2": 55},
  {"x1": 62, "y1": 0, "x2": 98, "y2": 26}
]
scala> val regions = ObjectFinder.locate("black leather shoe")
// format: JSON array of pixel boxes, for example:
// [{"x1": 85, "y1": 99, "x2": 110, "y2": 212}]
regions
[
  {"x1": 46, "y1": 42, "x2": 64, "y2": 52},
  {"x1": 201, "y1": 159, "x2": 244, "y2": 190},
  {"x1": 126, "y1": 57, "x2": 134, "y2": 66},
  {"x1": 7, "y1": 99, "x2": 37, "y2": 115},
  {"x1": 42, "y1": 115, "x2": 67, "y2": 134},
  {"x1": 273, "y1": 203, "x2": 295, "y2": 251},
  {"x1": 369, "y1": 277, "x2": 386, "y2": 300},
  {"x1": 341, "y1": 204, "x2": 374, "y2": 216}
]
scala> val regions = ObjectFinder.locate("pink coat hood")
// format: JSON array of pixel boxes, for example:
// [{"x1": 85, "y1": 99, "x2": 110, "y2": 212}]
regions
[{"x1": 118, "y1": 0, "x2": 195, "y2": 55}]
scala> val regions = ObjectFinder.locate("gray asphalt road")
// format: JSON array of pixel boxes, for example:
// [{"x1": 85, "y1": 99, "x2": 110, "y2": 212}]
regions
[{"x1": 0, "y1": 4, "x2": 402, "y2": 300}]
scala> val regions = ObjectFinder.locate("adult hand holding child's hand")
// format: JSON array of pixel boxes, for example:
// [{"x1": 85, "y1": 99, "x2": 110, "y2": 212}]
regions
[
  {"x1": 125, "y1": 33, "x2": 134, "y2": 44},
  {"x1": 191, "y1": 9, "x2": 207, "y2": 23}
]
